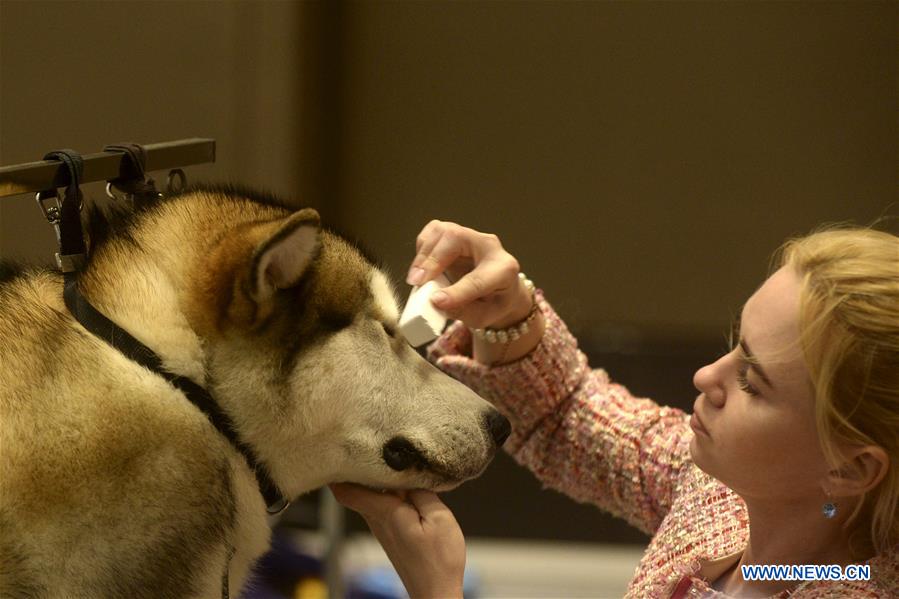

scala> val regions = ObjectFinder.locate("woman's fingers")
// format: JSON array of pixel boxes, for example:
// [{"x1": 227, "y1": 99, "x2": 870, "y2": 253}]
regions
[
  {"x1": 409, "y1": 222, "x2": 495, "y2": 286},
  {"x1": 408, "y1": 220, "x2": 450, "y2": 285},
  {"x1": 405, "y1": 489, "x2": 442, "y2": 513},
  {"x1": 410, "y1": 232, "x2": 466, "y2": 286},
  {"x1": 406, "y1": 490, "x2": 457, "y2": 525},
  {"x1": 330, "y1": 484, "x2": 454, "y2": 527},
  {"x1": 413, "y1": 219, "x2": 443, "y2": 255},
  {"x1": 329, "y1": 483, "x2": 410, "y2": 521},
  {"x1": 407, "y1": 220, "x2": 530, "y2": 331},
  {"x1": 432, "y1": 257, "x2": 519, "y2": 316}
]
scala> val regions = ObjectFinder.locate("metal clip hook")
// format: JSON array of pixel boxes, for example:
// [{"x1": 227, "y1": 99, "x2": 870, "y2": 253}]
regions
[
  {"x1": 36, "y1": 188, "x2": 85, "y2": 250},
  {"x1": 35, "y1": 191, "x2": 64, "y2": 244},
  {"x1": 166, "y1": 168, "x2": 187, "y2": 195},
  {"x1": 106, "y1": 182, "x2": 135, "y2": 207},
  {"x1": 35, "y1": 191, "x2": 62, "y2": 225},
  {"x1": 105, "y1": 182, "x2": 120, "y2": 202}
]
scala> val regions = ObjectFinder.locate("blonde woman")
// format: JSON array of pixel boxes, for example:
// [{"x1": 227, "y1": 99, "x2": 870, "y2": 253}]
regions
[{"x1": 332, "y1": 222, "x2": 898, "y2": 598}]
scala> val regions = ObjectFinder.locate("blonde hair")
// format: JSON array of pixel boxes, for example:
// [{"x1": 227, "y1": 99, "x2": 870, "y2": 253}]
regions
[{"x1": 774, "y1": 225, "x2": 899, "y2": 556}]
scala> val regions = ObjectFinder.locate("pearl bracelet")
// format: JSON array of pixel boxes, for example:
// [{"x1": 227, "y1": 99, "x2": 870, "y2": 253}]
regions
[{"x1": 471, "y1": 273, "x2": 538, "y2": 344}]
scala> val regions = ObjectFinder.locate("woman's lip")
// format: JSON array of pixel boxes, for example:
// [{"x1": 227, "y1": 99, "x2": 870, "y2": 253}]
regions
[{"x1": 690, "y1": 412, "x2": 711, "y2": 438}]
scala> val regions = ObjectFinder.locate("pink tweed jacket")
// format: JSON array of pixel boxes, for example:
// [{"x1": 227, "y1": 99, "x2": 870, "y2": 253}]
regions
[{"x1": 428, "y1": 293, "x2": 898, "y2": 598}]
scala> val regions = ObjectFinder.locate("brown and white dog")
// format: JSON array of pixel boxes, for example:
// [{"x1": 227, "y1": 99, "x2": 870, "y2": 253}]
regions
[{"x1": 0, "y1": 185, "x2": 508, "y2": 598}]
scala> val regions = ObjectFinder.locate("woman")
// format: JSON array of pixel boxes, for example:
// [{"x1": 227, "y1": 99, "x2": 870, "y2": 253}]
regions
[{"x1": 331, "y1": 221, "x2": 898, "y2": 598}]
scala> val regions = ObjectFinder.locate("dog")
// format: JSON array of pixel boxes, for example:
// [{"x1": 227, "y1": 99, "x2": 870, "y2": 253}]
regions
[{"x1": 0, "y1": 184, "x2": 509, "y2": 598}]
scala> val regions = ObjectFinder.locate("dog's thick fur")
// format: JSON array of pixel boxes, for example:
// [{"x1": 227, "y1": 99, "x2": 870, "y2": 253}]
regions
[{"x1": 0, "y1": 186, "x2": 504, "y2": 598}]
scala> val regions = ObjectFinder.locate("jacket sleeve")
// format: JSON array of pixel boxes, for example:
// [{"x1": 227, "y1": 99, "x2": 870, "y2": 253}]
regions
[{"x1": 428, "y1": 291, "x2": 694, "y2": 535}]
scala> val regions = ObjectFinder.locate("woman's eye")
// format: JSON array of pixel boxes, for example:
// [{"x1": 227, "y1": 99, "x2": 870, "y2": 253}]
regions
[{"x1": 736, "y1": 368, "x2": 760, "y2": 397}]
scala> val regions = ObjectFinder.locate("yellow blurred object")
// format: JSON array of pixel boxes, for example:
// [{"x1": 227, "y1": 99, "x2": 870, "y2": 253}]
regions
[{"x1": 294, "y1": 577, "x2": 327, "y2": 599}]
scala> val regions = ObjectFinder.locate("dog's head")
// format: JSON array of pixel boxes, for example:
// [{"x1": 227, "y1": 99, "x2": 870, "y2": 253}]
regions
[{"x1": 183, "y1": 196, "x2": 508, "y2": 496}]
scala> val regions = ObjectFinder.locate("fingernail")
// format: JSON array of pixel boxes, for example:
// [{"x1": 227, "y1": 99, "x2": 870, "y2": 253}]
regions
[
  {"x1": 431, "y1": 290, "x2": 448, "y2": 307},
  {"x1": 407, "y1": 267, "x2": 426, "y2": 285}
]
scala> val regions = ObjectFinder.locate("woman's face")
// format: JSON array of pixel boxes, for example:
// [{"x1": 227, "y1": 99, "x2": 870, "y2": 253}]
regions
[{"x1": 691, "y1": 266, "x2": 829, "y2": 501}]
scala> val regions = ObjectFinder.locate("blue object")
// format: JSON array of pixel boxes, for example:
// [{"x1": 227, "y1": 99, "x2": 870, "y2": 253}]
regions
[{"x1": 240, "y1": 532, "x2": 322, "y2": 598}]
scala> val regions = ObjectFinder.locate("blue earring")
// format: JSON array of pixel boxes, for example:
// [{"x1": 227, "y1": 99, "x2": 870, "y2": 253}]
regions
[{"x1": 822, "y1": 501, "x2": 838, "y2": 519}]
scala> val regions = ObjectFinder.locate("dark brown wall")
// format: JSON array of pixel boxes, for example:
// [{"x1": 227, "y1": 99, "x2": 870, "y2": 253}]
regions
[{"x1": 330, "y1": 1, "x2": 897, "y2": 343}]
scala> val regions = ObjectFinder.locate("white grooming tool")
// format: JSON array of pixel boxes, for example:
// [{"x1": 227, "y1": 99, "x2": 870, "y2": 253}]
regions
[{"x1": 399, "y1": 273, "x2": 451, "y2": 347}]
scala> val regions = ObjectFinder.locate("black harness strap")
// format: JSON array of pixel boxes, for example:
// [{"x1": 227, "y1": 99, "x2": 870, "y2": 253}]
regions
[
  {"x1": 38, "y1": 150, "x2": 87, "y2": 273},
  {"x1": 39, "y1": 148, "x2": 289, "y2": 517},
  {"x1": 102, "y1": 143, "x2": 162, "y2": 209}
]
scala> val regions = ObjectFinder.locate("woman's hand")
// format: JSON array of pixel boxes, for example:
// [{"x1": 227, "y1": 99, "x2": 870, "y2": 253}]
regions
[
  {"x1": 330, "y1": 483, "x2": 465, "y2": 599},
  {"x1": 407, "y1": 220, "x2": 544, "y2": 364}
]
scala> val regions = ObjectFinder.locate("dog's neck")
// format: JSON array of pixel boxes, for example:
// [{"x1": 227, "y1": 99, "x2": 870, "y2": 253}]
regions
[
  {"x1": 77, "y1": 208, "x2": 216, "y2": 385},
  {"x1": 74, "y1": 200, "x2": 324, "y2": 505},
  {"x1": 74, "y1": 205, "x2": 299, "y2": 510}
]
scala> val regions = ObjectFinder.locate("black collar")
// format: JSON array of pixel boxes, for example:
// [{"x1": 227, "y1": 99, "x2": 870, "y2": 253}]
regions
[{"x1": 63, "y1": 272, "x2": 290, "y2": 515}]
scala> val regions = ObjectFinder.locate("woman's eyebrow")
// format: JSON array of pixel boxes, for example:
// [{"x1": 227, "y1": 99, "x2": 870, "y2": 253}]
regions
[{"x1": 739, "y1": 340, "x2": 775, "y2": 389}]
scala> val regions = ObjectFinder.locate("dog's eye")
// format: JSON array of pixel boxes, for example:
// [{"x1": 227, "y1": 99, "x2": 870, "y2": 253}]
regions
[{"x1": 382, "y1": 322, "x2": 397, "y2": 338}]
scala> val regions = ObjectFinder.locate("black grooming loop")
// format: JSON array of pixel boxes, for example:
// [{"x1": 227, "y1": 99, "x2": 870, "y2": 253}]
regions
[
  {"x1": 35, "y1": 149, "x2": 87, "y2": 273},
  {"x1": 102, "y1": 144, "x2": 189, "y2": 207},
  {"x1": 102, "y1": 143, "x2": 163, "y2": 209},
  {"x1": 34, "y1": 144, "x2": 182, "y2": 260},
  {"x1": 33, "y1": 144, "x2": 290, "y2": 520}
]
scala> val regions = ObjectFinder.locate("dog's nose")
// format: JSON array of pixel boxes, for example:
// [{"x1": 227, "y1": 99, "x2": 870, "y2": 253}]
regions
[
  {"x1": 382, "y1": 437, "x2": 427, "y2": 471},
  {"x1": 484, "y1": 410, "x2": 511, "y2": 447}
]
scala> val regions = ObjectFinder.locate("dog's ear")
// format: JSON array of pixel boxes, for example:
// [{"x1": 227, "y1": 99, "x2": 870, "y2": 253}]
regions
[{"x1": 249, "y1": 208, "x2": 321, "y2": 303}]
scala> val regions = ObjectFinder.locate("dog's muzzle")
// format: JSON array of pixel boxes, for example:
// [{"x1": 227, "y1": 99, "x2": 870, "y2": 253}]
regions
[
  {"x1": 484, "y1": 409, "x2": 511, "y2": 447},
  {"x1": 382, "y1": 436, "x2": 428, "y2": 471},
  {"x1": 381, "y1": 410, "x2": 511, "y2": 473}
]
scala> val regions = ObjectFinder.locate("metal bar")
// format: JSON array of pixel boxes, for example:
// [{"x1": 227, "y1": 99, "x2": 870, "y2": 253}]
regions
[{"x1": 0, "y1": 138, "x2": 216, "y2": 198}]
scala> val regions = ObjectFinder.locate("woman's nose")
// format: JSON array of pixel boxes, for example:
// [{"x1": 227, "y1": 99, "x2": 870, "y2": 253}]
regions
[{"x1": 693, "y1": 358, "x2": 726, "y2": 408}]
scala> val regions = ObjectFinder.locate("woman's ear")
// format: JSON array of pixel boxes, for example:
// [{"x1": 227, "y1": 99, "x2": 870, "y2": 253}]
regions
[{"x1": 826, "y1": 445, "x2": 890, "y2": 497}]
